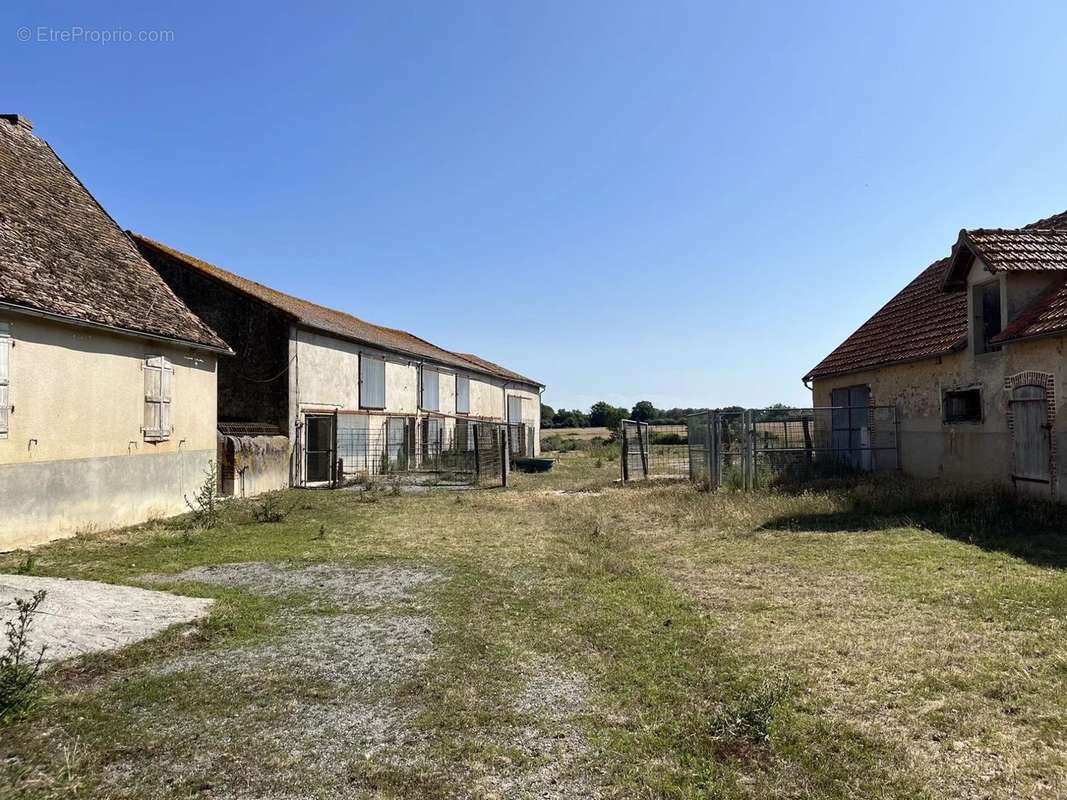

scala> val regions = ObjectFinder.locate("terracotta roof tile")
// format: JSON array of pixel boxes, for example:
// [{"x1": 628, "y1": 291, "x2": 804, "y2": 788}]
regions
[
  {"x1": 961, "y1": 228, "x2": 1067, "y2": 273},
  {"x1": 0, "y1": 118, "x2": 229, "y2": 352},
  {"x1": 993, "y1": 275, "x2": 1067, "y2": 343},
  {"x1": 804, "y1": 259, "x2": 967, "y2": 381},
  {"x1": 130, "y1": 233, "x2": 543, "y2": 387}
]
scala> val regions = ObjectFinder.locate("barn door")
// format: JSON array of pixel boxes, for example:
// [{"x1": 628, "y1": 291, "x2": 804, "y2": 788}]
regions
[
  {"x1": 1011, "y1": 385, "x2": 1050, "y2": 484},
  {"x1": 831, "y1": 385, "x2": 871, "y2": 469}
]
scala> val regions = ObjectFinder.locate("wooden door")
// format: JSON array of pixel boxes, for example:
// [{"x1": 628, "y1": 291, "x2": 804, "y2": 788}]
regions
[{"x1": 1012, "y1": 385, "x2": 1050, "y2": 484}]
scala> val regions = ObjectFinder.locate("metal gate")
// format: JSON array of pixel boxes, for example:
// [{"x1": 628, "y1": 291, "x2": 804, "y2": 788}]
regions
[{"x1": 619, "y1": 420, "x2": 690, "y2": 481}]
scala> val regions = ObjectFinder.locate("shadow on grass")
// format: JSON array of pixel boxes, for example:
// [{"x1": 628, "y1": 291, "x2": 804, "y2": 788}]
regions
[{"x1": 758, "y1": 479, "x2": 1067, "y2": 569}]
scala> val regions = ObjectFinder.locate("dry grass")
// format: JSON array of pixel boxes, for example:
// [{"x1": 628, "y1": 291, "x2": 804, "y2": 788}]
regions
[
  {"x1": 542, "y1": 427, "x2": 612, "y2": 440},
  {"x1": 1, "y1": 457, "x2": 1065, "y2": 799}
]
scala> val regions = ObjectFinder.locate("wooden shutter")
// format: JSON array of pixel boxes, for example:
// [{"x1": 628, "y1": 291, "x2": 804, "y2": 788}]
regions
[
  {"x1": 508, "y1": 395, "x2": 523, "y2": 423},
  {"x1": 456, "y1": 375, "x2": 470, "y2": 414},
  {"x1": 360, "y1": 355, "x2": 386, "y2": 409},
  {"x1": 161, "y1": 357, "x2": 173, "y2": 435},
  {"x1": 0, "y1": 325, "x2": 10, "y2": 436},
  {"x1": 144, "y1": 356, "x2": 172, "y2": 440},
  {"x1": 421, "y1": 368, "x2": 439, "y2": 411}
]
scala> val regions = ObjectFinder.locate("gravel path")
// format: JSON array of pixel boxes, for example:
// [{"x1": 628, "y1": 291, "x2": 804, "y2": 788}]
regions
[{"x1": 0, "y1": 574, "x2": 214, "y2": 662}]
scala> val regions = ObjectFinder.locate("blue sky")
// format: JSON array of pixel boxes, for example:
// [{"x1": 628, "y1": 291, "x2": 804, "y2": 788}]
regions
[{"x1": 5, "y1": 1, "x2": 1067, "y2": 411}]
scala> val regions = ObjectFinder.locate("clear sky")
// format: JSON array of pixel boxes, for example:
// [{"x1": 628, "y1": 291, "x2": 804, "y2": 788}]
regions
[{"x1": 5, "y1": 1, "x2": 1067, "y2": 412}]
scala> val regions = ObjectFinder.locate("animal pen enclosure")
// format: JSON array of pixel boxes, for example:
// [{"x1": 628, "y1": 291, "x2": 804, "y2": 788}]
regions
[
  {"x1": 320, "y1": 413, "x2": 513, "y2": 488},
  {"x1": 621, "y1": 406, "x2": 901, "y2": 488}
]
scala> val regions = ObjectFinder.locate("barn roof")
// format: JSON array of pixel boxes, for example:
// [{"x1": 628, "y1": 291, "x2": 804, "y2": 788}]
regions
[
  {"x1": 993, "y1": 275, "x2": 1067, "y2": 344},
  {"x1": 944, "y1": 228, "x2": 1067, "y2": 290},
  {"x1": 804, "y1": 259, "x2": 968, "y2": 381},
  {"x1": 130, "y1": 233, "x2": 544, "y2": 387},
  {"x1": 0, "y1": 115, "x2": 230, "y2": 352},
  {"x1": 806, "y1": 208, "x2": 1067, "y2": 382}
]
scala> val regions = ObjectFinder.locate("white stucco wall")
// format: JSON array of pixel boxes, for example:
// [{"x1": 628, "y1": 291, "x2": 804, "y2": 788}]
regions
[{"x1": 287, "y1": 325, "x2": 542, "y2": 477}]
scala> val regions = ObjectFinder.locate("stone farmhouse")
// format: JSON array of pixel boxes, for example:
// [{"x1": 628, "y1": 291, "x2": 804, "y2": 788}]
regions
[{"x1": 806, "y1": 209, "x2": 1067, "y2": 498}]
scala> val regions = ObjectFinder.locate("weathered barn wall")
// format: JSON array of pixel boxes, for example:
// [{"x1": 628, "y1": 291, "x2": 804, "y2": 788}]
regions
[
  {"x1": 218, "y1": 433, "x2": 289, "y2": 498},
  {"x1": 0, "y1": 313, "x2": 218, "y2": 548},
  {"x1": 288, "y1": 325, "x2": 542, "y2": 481},
  {"x1": 139, "y1": 243, "x2": 290, "y2": 429}
]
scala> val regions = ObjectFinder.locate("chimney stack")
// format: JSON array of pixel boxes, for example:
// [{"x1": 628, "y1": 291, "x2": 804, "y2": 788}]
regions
[{"x1": 0, "y1": 115, "x2": 34, "y2": 132}]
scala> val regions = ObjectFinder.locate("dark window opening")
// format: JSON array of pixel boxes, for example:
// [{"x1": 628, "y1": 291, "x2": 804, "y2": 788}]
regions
[
  {"x1": 974, "y1": 282, "x2": 1002, "y2": 354},
  {"x1": 944, "y1": 388, "x2": 982, "y2": 423}
]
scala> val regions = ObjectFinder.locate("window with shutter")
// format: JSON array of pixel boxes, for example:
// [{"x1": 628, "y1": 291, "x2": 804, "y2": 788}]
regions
[
  {"x1": 420, "y1": 367, "x2": 440, "y2": 411},
  {"x1": 360, "y1": 355, "x2": 386, "y2": 409},
  {"x1": 507, "y1": 395, "x2": 523, "y2": 423},
  {"x1": 456, "y1": 375, "x2": 470, "y2": 414},
  {"x1": 144, "y1": 355, "x2": 173, "y2": 441},
  {"x1": 0, "y1": 324, "x2": 10, "y2": 438}
]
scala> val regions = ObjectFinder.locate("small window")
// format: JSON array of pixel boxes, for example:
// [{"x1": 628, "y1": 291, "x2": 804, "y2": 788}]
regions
[
  {"x1": 456, "y1": 375, "x2": 470, "y2": 414},
  {"x1": 0, "y1": 323, "x2": 11, "y2": 438},
  {"x1": 143, "y1": 356, "x2": 173, "y2": 441},
  {"x1": 360, "y1": 355, "x2": 386, "y2": 409},
  {"x1": 973, "y1": 282, "x2": 1002, "y2": 354},
  {"x1": 421, "y1": 367, "x2": 439, "y2": 411},
  {"x1": 944, "y1": 388, "x2": 982, "y2": 423}
]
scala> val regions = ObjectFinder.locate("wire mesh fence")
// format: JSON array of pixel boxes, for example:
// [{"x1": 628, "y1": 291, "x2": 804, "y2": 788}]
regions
[
  {"x1": 624, "y1": 406, "x2": 901, "y2": 488},
  {"x1": 678, "y1": 406, "x2": 901, "y2": 490},
  {"x1": 335, "y1": 414, "x2": 510, "y2": 487}
]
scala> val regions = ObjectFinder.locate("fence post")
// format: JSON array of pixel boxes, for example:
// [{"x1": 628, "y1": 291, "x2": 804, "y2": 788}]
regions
[
  {"x1": 743, "y1": 410, "x2": 753, "y2": 491},
  {"x1": 473, "y1": 423, "x2": 481, "y2": 481},
  {"x1": 704, "y1": 411, "x2": 715, "y2": 489},
  {"x1": 500, "y1": 427, "x2": 509, "y2": 488},
  {"x1": 638, "y1": 422, "x2": 649, "y2": 479},
  {"x1": 620, "y1": 423, "x2": 629, "y2": 482}
]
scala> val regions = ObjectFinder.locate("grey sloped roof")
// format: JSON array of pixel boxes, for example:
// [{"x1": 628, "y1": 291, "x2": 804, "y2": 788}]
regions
[
  {"x1": 131, "y1": 233, "x2": 543, "y2": 387},
  {"x1": 0, "y1": 116, "x2": 229, "y2": 351}
]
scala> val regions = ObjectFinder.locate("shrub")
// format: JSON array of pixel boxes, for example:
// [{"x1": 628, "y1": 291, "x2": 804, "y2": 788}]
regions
[
  {"x1": 1, "y1": 590, "x2": 47, "y2": 723},
  {"x1": 185, "y1": 461, "x2": 223, "y2": 529},
  {"x1": 252, "y1": 492, "x2": 290, "y2": 523}
]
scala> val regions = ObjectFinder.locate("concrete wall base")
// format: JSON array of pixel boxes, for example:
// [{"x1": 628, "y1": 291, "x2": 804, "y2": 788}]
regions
[{"x1": 0, "y1": 449, "x2": 214, "y2": 551}]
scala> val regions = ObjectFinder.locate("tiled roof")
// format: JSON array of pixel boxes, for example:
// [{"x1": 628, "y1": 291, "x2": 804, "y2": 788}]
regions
[
  {"x1": 453, "y1": 352, "x2": 541, "y2": 387},
  {"x1": 993, "y1": 275, "x2": 1067, "y2": 343},
  {"x1": 0, "y1": 117, "x2": 229, "y2": 352},
  {"x1": 804, "y1": 259, "x2": 968, "y2": 381},
  {"x1": 130, "y1": 233, "x2": 543, "y2": 387},
  {"x1": 1022, "y1": 209, "x2": 1067, "y2": 230},
  {"x1": 959, "y1": 228, "x2": 1067, "y2": 273}
]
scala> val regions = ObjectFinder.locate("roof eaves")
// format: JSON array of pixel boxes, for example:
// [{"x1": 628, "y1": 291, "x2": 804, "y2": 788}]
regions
[
  {"x1": 0, "y1": 299, "x2": 234, "y2": 355},
  {"x1": 943, "y1": 230, "x2": 977, "y2": 291},
  {"x1": 804, "y1": 335, "x2": 967, "y2": 382}
]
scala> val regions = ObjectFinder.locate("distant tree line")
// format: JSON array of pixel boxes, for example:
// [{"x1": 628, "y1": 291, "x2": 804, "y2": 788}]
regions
[
  {"x1": 541, "y1": 401, "x2": 714, "y2": 429},
  {"x1": 540, "y1": 401, "x2": 796, "y2": 429}
]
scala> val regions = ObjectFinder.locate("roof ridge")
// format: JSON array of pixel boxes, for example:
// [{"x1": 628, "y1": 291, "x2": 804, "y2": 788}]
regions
[{"x1": 129, "y1": 232, "x2": 543, "y2": 386}]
